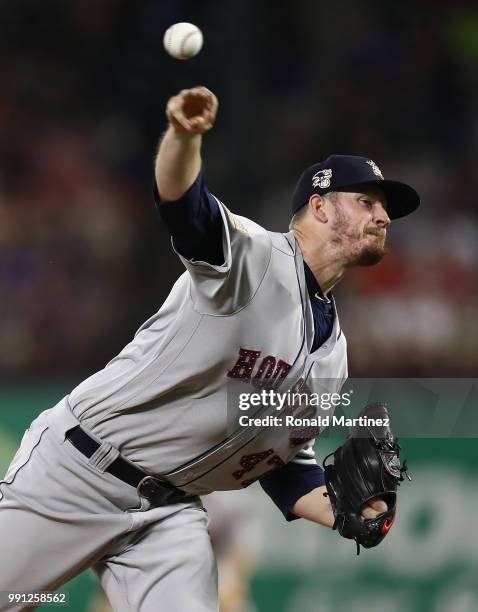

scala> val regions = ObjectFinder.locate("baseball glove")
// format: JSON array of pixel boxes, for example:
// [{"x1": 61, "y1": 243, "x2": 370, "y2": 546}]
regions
[{"x1": 323, "y1": 402, "x2": 410, "y2": 555}]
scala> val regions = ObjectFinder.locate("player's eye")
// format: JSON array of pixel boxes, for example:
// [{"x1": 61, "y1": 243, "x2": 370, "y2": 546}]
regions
[{"x1": 361, "y1": 198, "x2": 373, "y2": 208}]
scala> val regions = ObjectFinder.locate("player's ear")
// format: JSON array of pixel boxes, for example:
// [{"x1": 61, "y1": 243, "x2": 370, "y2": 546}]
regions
[{"x1": 308, "y1": 194, "x2": 328, "y2": 223}]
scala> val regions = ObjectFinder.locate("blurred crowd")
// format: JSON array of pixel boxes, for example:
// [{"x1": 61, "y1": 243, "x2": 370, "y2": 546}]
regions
[{"x1": 0, "y1": 0, "x2": 477, "y2": 378}]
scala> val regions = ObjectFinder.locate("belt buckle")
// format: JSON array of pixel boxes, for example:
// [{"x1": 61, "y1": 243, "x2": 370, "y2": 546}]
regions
[{"x1": 137, "y1": 475, "x2": 179, "y2": 505}]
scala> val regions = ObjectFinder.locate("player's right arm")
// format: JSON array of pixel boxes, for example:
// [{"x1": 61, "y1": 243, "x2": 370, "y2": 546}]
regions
[
  {"x1": 154, "y1": 87, "x2": 224, "y2": 266},
  {"x1": 155, "y1": 87, "x2": 218, "y2": 201},
  {"x1": 154, "y1": 87, "x2": 271, "y2": 315}
]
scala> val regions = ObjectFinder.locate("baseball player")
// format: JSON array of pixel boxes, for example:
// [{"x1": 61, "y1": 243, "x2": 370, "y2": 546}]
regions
[{"x1": 0, "y1": 86, "x2": 419, "y2": 611}]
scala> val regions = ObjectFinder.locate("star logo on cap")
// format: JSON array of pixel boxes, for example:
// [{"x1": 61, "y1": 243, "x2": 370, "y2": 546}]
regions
[{"x1": 366, "y1": 160, "x2": 384, "y2": 179}]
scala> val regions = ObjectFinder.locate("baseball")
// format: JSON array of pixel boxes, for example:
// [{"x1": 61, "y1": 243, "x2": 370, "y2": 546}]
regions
[{"x1": 163, "y1": 22, "x2": 203, "y2": 60}]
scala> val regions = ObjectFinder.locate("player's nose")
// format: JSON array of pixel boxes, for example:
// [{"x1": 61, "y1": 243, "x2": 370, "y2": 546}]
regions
[{"x1": 373, "y1": 203, "x2": 390, "y2": 228}]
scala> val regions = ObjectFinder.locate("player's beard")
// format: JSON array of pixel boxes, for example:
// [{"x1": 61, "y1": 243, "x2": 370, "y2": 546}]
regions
[{"x1": 330, "y1": 203, "x2": 387, "y2": 267}]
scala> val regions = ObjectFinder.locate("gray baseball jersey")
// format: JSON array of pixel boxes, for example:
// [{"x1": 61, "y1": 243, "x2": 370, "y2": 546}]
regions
[
  {"x1": 59, "y1": 198, "x2": 348, "y2": 494},
  {"x1": 0, "y1": 196, "x2": 347, "y2": 611}
]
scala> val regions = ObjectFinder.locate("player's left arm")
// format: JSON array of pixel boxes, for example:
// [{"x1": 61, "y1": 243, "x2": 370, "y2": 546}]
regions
[
  {"x1": 259, "y1": 457, "x2": 386, "y2": 528},
  {"x1": 291, "y1": 486, "x2": 387, "y2": 528}
]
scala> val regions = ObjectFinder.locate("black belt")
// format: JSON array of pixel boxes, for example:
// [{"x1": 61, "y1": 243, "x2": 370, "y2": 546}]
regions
[{"x1": 66, "y1": 425, "x2": 193, "y2": 506}]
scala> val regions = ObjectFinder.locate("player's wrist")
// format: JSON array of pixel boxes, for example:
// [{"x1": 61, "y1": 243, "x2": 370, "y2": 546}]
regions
[
  {"x1": 292, "y1": 486, "x2": 335, "y2": 528},
  {"x1": 167, "y1": 123, "x2": 203, "y2": 142}
]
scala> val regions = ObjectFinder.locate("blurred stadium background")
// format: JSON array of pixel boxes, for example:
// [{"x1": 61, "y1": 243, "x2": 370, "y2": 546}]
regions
[{"x1": 0, "y1": 1, "x2": 477, "y2": 611}]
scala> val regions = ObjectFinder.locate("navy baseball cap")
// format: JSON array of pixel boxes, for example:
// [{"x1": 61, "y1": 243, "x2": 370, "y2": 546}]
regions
[{"x1": 291, "y1": 155, "x2": 420, "y2": 219}]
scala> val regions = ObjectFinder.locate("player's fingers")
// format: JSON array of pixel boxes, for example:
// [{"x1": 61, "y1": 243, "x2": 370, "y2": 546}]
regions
[
  {"x1": 361, "y1": 506, "x2": 379, "y2": 520},
  {"x1": 201, "y1": 108, "x2": 217, "y2": 125},
  {"x1": 360, "y1": 498, "x2": 388, "y2": 520},
  {"x1": 167, "y1": 88, "x2": 217, "y2": 133},
  {"x1": 207, "y1": 95, "x2": 218, "y2": 115},
  {"x1": 181, "y1": 88, "x2": 210, "y2": 106},
  {"x1": 187, "y1": 117, "x2": 204, "y2": 131},
  {"x1": 168, "y1": 110, "x2": 191, "y2": 131},
  {"x1": 369, "y1": 498, "x2": 388, "y2": 513},
  {"x1": 200, "y1": 89, "x2": 218, "y2": 114},
  {"x1": 183, "y1": 87, "x2": 217, "y2": 111},
  {"x1": 186, "y1": 86, "x2": 214, "y2": 99},
  {"x1": 183, "y1": 101, "x2": 216, "y2": 130},
  {"x1": 188, "y1": 116, "x2": 214, "y2": 134},
  {"x1": 166, "y1": 97, "x2": 191, "y2": 131}
]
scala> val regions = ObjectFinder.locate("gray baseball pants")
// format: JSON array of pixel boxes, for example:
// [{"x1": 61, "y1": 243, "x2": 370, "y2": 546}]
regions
[{"x1": 0, "y1": 401, "x2": 218, "y2": 611}]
